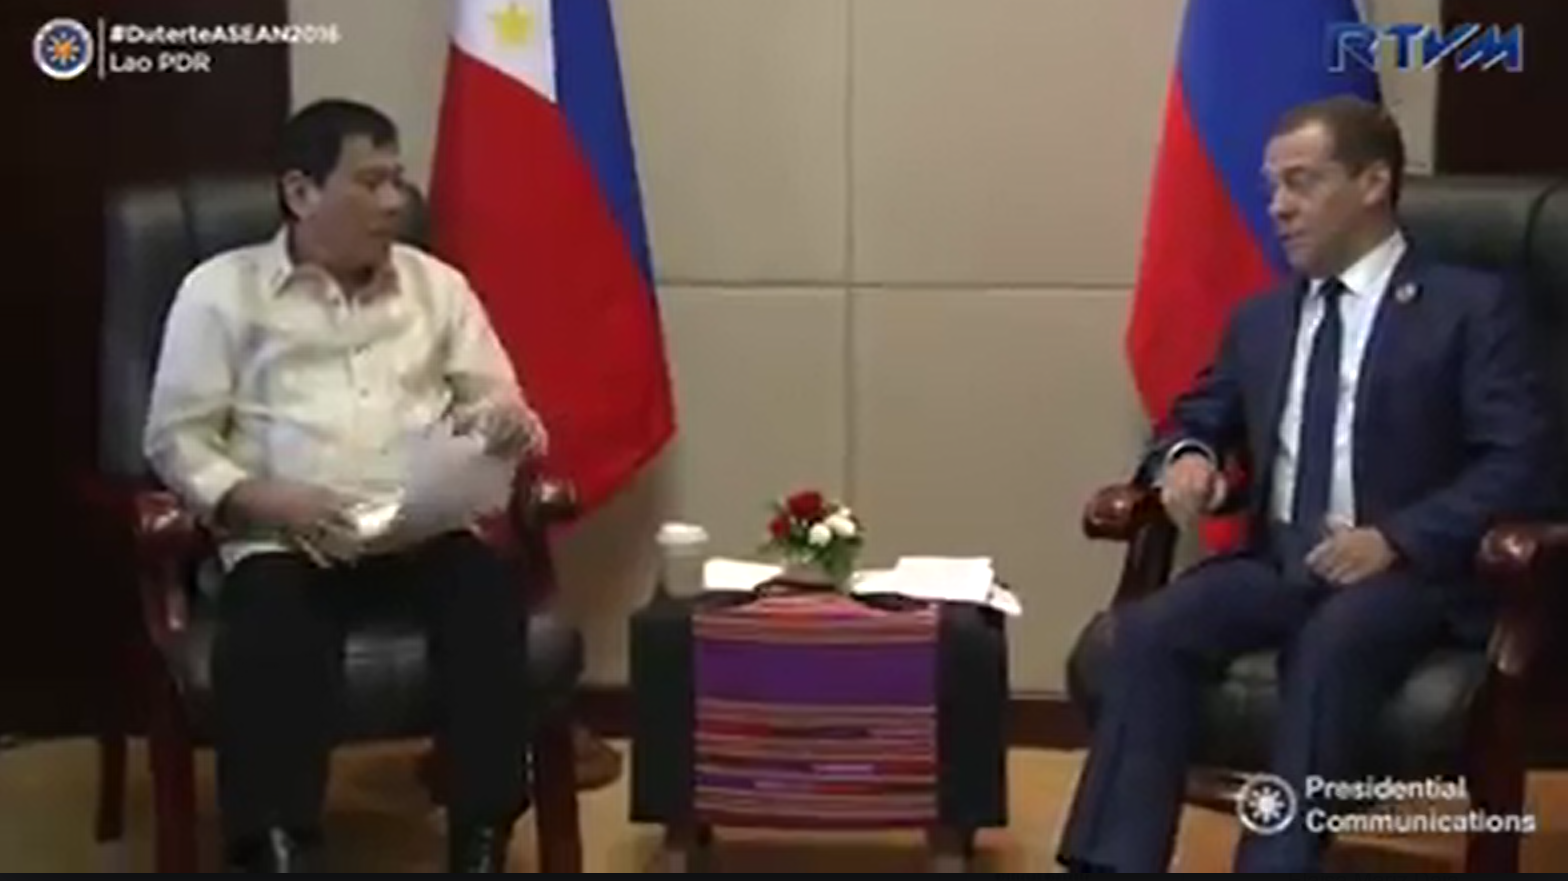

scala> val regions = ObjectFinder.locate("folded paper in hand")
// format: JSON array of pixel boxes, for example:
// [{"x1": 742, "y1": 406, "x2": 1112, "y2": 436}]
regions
[
  {"x1": 701, "y1": 554, "x2": 1021, "y2": 616},
  {"x1": 360, "y1": 429, "x2": 514, "y2": 552}
]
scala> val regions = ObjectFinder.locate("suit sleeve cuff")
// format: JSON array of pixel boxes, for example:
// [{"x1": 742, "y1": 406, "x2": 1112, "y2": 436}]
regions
[
  {"x1": 1156, "y1": 439, "x2": 1216, "y2": 484},
  {"x1": 1376, "y1": 514, "x2": 1439, "y2": 575}
]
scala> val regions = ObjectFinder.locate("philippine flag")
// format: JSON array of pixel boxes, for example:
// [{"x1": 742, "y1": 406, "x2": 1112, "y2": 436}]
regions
[
  {"x1": 1125, "y1": 0, "x2": 1378, "y2": 549},
  {"x1": 430, "y1": 0, "x2": 674, "y2": 514}
]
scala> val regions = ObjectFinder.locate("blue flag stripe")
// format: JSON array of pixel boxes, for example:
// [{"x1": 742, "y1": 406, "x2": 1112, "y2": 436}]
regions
[
  {"x1": 1176, "y1": 0, "x2": 1380, "y2": 271},
  {"x1": 551, "y1": 0, "x2": 655, "y2": 288}
]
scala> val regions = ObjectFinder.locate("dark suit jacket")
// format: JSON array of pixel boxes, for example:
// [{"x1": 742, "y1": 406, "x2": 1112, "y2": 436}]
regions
[{"x1": 1146, "y1": 244, "x2": 1559, "y2": 582}]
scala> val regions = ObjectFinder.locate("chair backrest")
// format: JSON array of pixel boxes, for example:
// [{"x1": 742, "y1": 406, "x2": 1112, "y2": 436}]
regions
[
  {"x1": 1397, "y1": 175, "x2": 1556, "y2": 269},
  {"x1": 1529, "y1": 183, "x2": 1568, "y2": 478},
  {"x1": 1396, "y1": 174, "x2": 1568, "y2": 476},
  {"x1": 1528, "y1": 182, "x2": 1568, "y2": 356},
  {"x1": 99, "y1": 175, "x2": 430, "y2": 482}
]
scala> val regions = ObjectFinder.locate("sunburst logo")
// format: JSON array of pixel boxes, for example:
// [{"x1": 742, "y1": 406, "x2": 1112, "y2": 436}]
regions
[
  {"x1": 33, "y1": 17, "x2": 94, "y2": 80},
  {"x1": 1236, "y1": 773, "x2": 1297, "y2": 835}
]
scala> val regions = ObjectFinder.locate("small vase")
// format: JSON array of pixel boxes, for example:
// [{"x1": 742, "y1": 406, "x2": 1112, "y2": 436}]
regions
[{"x1": 777, "y1": 559, "x2": 845, "y2": 590}]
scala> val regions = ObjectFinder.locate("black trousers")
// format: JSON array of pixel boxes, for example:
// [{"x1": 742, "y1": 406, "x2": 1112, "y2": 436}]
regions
[{"x1": 210, "y1": 531, "x2": 530, "y2": 845}]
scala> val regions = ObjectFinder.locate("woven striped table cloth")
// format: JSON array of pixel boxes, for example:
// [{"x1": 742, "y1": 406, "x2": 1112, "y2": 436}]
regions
[
  {"x1": 692, "y1": 589, "x2": 940, "y2": 827},
  {"x1": 628, "y1": 586, "x2": 1008, "y2": 834}
]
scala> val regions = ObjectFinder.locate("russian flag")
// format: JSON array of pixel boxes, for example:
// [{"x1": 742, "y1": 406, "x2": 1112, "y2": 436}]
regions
[
  {"x1": 1125, "y1": 0, "x2": 1378, "y2": 548},
  {"x1": 430, "y1": 0, "x2": 674, "y2": 514}
]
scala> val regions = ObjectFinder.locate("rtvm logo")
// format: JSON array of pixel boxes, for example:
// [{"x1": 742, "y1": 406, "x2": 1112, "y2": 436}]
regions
[{"x1": 1327, "y1": 22, "x2": 1523, "y2": 73}]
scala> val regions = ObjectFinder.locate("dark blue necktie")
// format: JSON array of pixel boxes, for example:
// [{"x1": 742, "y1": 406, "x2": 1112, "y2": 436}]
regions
[{"x1": 1292, "y1": 277, "x2": 1344, "y2": 530}]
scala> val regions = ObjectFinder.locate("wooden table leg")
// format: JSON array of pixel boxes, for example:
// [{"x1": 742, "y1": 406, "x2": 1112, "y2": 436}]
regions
[
  {"x1": 657, "y1": 820, "x2": 712, "y2": 872},
  {"x1": 572, "y1": 722, "x2": 623, "y2": 790},
  {"x1": 926, "y1": 825, "x2": 971, "y2": 872}
]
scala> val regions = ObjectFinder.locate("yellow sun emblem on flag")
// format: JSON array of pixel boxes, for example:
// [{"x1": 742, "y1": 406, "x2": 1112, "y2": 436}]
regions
[{"x1": 490, "y1": 2, "x2": 533, "y2": 48}]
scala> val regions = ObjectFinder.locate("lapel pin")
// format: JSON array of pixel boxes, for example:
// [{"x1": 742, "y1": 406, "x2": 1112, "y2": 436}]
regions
[{"x1": 1394, "y1": 282, "x2": 1418, "y2": 304}]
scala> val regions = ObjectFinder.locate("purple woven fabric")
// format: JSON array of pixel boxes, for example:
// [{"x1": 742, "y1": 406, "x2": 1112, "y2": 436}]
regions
[{"x1": 691, "y1": 591, "x2": 940, "y2": 828}]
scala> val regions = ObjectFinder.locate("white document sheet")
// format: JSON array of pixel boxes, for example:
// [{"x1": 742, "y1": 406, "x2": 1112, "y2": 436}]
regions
[
  {"x1": 852, "y1": 556, "x2": 1022, "y2": 616},
  {"x1": 378, "y1": 429, "x2": 515, "y2": 549},
  {"x1": 703, "y1": 557, "x2": 783, "y2": 591},
  {"x1": 698, "y1": 554, "x2": 1022, "y2": 615},
  {"x1": 852, "y1": 556, "x2": 994, "y2": 602}
]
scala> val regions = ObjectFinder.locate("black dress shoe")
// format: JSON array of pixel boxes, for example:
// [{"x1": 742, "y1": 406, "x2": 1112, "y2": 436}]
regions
[
  {"x1": 227, "y1": 827, "x2": 313, "y2": 872},
  {"x1": 449, "y1": 823, "x2": 512, "y2": 872}
]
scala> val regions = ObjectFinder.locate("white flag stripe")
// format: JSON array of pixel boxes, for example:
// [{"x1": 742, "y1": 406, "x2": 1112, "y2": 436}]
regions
[{"x1": 451, "y1": 0, "x2": 556, "y2": 102}]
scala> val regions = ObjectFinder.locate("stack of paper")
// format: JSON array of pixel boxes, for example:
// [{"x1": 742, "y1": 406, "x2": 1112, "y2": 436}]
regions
[
  {"x1": 703, "y1": 558, "x2": 783, "y2": 591},
  {"x1": 853, "y1": 556, "x2": 1021, "y2": 615},
  {"x1": 853, "y1": 556, "x2": 994, "y2": 603},
  {"x1": 698, "y1": 555, "x2": 1022, "y2": 616}
]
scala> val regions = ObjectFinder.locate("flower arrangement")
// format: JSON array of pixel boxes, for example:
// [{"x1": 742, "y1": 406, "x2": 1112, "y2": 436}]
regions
[{"x1": 760, "y1": 489, "x2": 864, "y2": 585}]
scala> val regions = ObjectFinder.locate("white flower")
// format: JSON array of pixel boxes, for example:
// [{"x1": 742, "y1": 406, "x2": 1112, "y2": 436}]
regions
[
  {"x1": 827, "y1": 514, "x2": 857, "y2": 537},
  {"x1": 808, "y1": 523, "x2": 833, "y2": 545}
]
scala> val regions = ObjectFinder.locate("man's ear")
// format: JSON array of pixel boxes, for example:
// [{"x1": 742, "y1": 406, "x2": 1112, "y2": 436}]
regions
[
  {"x1": 279, "y1": 169, "x2": 320, "y2": 219},
  {"x1": 1360, "y1": 161, "x2": 1392, "y2": 208}
]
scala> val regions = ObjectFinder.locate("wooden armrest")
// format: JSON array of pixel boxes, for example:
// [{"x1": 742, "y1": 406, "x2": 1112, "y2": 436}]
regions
[
  {"x1": 1476, "y1": 520, "x2": 1568, "y2": 681},
  {"x1": 129, "y1": 490, "x2": 199, "y2": 651},
  {"x1": 523, "y1": 477, "x2": 580, "y2": 524},
  {"x1": 133, "y1": 490, "x2": 199, "y2": 562},
  {"x1": 1478, "y1": 520, "x2": 1568, "y2": 583},
  {"x1": 1082, "y1": 482, "x2": 1164, "y2": 541},
  {"x1": 1083, "y1": 482, "x2": 1180, "y2": 604},
  {"x1": 72, "y1": 475, "x2": 197, "y2": 651},
  {"x1": 476, "y1": 471, "x2": 581, "y2": 559},
  {"x1": 505, "y1": 473, "x2": 580, "y2": 539}
]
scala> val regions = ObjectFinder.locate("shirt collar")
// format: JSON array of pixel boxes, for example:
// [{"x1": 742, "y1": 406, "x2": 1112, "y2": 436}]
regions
[
  {"x1": 1311, "y1": 228, "x2": 1406, "y2": 299},
  {"x1": 262, "y1": 226, "x2": 398, "y2": 300}
]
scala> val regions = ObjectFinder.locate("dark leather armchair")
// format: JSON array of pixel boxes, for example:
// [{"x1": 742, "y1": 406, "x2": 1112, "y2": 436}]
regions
[
  {"x1": 1066, "y1": 175, "x2": 1568, "y2": 873},
  {"x1": 88, "y1": 175, "x2": 587, "y2": 871}
]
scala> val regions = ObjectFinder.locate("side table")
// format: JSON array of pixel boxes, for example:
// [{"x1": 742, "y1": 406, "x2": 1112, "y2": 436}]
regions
[{"x1": 628, "y1": 586, "x2": 1009, "y2": 871}]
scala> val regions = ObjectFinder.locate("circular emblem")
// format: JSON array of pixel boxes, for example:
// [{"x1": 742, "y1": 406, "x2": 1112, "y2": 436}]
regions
[
  {"x1": 1235, "y1": 772, "x2": 1296, "y2": 835},
  {"x1": 34, "y1": 18, "x2": 94, "y2": 80}
]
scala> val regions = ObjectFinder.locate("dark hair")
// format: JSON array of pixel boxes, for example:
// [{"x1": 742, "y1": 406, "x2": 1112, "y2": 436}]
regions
[
  {"x1": 276, "y1": 98, "x2": 398, "y2": 219},
  {"x1": 1274, "y1": 94, "x2": 1405, "y2": 207}
]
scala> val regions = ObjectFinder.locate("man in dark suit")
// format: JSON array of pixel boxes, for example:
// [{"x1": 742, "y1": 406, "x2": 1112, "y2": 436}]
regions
[{"x1": 1054, "y1": 95, "x2": 1557, "y2": 872}]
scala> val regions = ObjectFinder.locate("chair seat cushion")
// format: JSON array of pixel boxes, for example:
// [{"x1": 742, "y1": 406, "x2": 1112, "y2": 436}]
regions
[
  {"x1": 170, "y1": 593, "x2": 583, "y2": 742},
  {"x1": 1065, "y1": 611, "x2": 1487, "y2": 778}
]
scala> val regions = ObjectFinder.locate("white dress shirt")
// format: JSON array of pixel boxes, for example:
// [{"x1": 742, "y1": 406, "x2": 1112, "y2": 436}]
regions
[
  {"x1": 1270, "y1": 229, "x2": 1405, "y2": 526},
  {"x1": 143, "y1": 227, "x2": 532, "y2": 567}
]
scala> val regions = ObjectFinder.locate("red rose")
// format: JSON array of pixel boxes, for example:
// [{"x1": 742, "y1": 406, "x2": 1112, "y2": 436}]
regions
[
  {"x1": 785, "y1": 490, "x2": 824, "y2": 519},
  {"x1": 769, "y1": 513, "x2": 791, "y2": 538}
]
